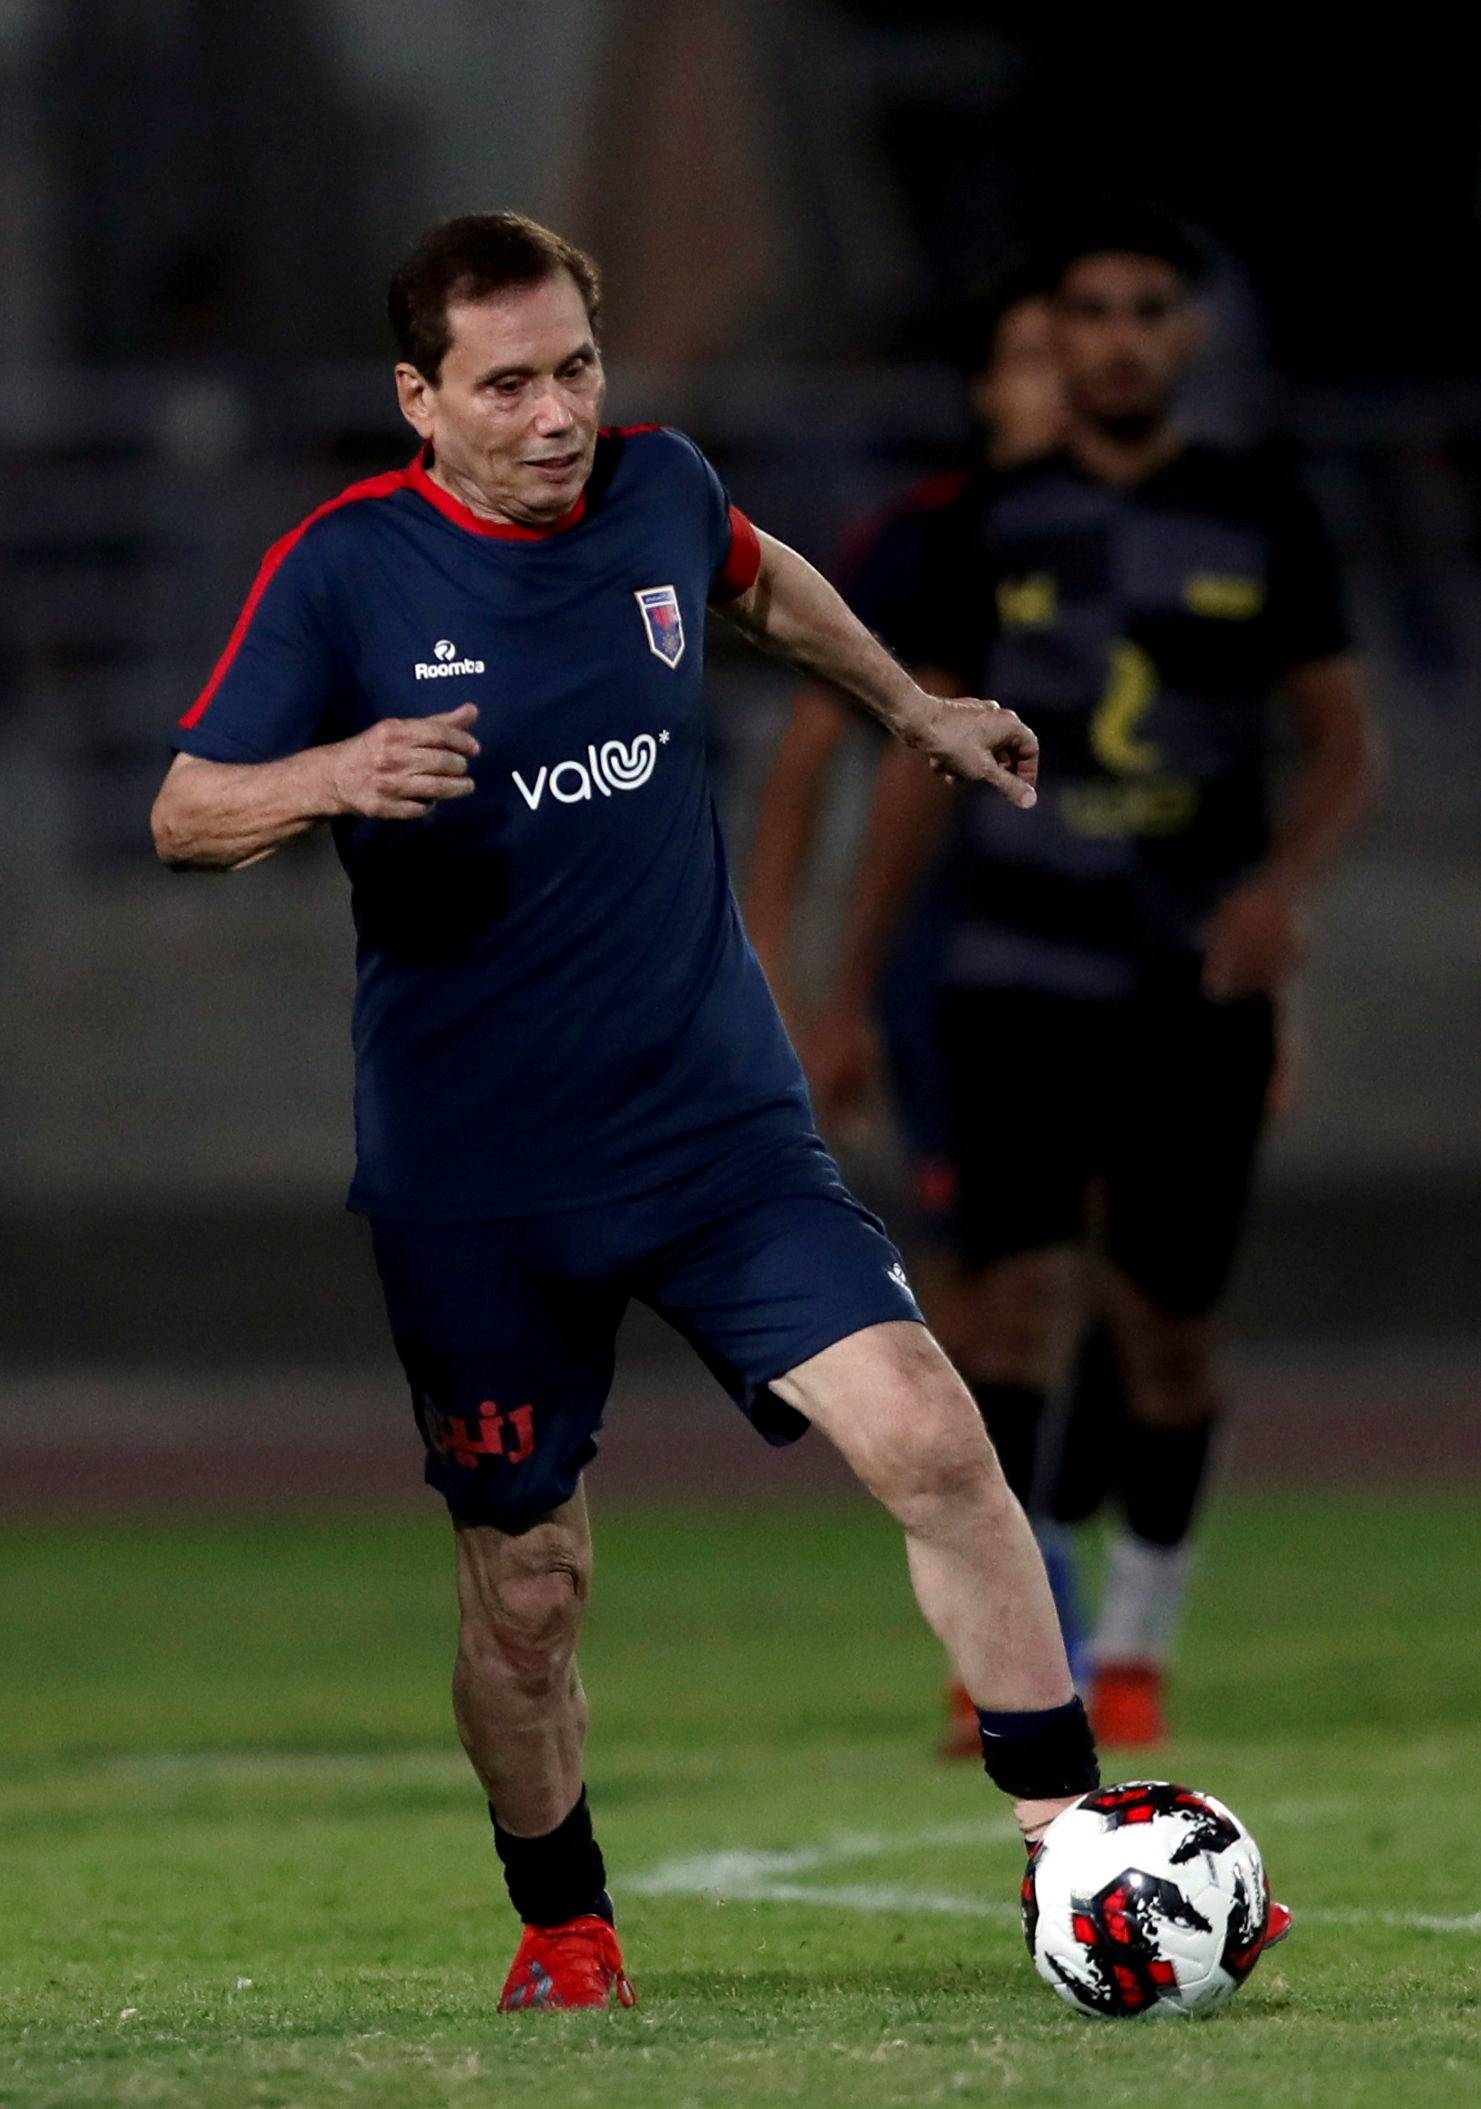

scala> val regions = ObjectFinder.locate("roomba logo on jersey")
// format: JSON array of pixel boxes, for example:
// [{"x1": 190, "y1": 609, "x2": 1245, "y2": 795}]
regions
[
  {"x1": 414, "y1": 638, "x2": 485, "y2": 679},
  {"x1": 512, "y1": 734, "x2": 662, "y2": 810}
]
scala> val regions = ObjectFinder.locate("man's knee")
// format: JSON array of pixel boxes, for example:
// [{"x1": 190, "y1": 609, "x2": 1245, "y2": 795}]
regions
[
  {"x1": 455, "y1": 1519, "x2": 591, "y2": 1703},
  {"x1": 852, "y1": 1365, "x2": 1010, "y2": 1533},
  {"x1": 882, "y1": 1428, "x2": 1004, "y2": 1534},
  {"x1": 774, "y1": 1323, "x2": 1016, "y2": 1530}
]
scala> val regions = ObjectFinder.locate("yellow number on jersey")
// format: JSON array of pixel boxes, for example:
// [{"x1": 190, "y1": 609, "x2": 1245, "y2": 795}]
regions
[{"x1": 1089, "y1": 639, "x2": 1161, "y2": 776}]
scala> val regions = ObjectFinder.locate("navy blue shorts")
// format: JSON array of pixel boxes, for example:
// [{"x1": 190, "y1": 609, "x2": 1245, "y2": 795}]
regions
[{"x1": 370, "y1": 1138, "x2": 922, "y2": 1529}]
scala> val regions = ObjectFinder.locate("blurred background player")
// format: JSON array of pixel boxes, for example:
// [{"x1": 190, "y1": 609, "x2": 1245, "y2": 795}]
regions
[
  {"x1": 746, "y1": 272, "x2": 1065, "y2": 1307},
  {"x1": 749, "y1": 203, "x2": 1380, "y2": 1751}
]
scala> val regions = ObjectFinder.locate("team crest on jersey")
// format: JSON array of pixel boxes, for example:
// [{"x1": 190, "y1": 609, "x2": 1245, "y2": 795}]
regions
[{"x1": 634, "y1": 585, "x2": 685, "y2": 668}]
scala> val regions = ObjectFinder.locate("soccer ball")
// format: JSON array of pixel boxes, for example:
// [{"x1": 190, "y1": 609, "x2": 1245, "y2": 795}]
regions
[{"x1": 1022, "y1": 1781, "x2": 1271, "y2": 2019}]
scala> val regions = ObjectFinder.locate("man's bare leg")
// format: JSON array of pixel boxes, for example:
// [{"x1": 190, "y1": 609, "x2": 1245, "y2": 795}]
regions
[
  {"x1": 452, "y1": 1482, "x2": 592, "y2": 1835},
  {"x1": 769, "y1": 1320, "x2": 1096, "y2": 1837},
  {"x1": 453, "y1": 1485, "x2": 633, "y2": 2008}
]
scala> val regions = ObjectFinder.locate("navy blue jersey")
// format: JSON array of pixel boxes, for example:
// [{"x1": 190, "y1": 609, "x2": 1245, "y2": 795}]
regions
[
  {"x1": 176, "y1": 427, "x2": 815, "y2": 1218},
  {"x1": 843, "y1": 446, "x2": 1350, "y2": 997}
]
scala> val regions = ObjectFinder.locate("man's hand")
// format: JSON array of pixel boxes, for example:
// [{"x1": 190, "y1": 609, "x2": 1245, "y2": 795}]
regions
[
  {"x1": 1202, "y1": 871, "x2": 1309, "y2": 1001},
  {"x1": 908, "y1": 694, "x2": 1039, "y2": 808},
  {"x1": 327, "y1": 703, "x2": 481, "y2": 820},
  {"x1": 723, "y1": 534, "x2": 1039, "y2": 809},
  {"x1": 152, "y1": 703, "x2": 484, "y2": 872}
]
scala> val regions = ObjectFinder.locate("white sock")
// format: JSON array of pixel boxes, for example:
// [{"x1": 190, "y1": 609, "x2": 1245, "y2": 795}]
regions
[{"x1": 1093, "y1": 1529, "x2": 1193, "y2": 1667}]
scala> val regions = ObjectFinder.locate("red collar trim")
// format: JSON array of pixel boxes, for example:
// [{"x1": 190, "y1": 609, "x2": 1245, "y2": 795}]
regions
[{"x1": 407, "y1": 446, "x2": 588, "y2": 540}]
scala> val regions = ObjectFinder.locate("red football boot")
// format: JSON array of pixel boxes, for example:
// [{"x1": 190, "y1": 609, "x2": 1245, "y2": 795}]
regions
[
  {"x1": 1264, "y1": 1898, "x2": 1294, "y2": 1949},
  {"x1": 497, "y1": 1915, "x2": 637, "y2": 2011},
  {"x1": 1089, "y1": 1659, "x2": 1166, "y2": 1747}
]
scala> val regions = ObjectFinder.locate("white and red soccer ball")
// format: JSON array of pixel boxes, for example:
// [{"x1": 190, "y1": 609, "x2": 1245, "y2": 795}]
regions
[{"x1": 1023, "y1": 1781, "x2": 1272, "y2": 2019}]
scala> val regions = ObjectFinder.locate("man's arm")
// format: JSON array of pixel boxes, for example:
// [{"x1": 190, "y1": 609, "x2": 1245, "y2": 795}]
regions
[
  {"x1": 151, "y1": 704, "x2": 481, "y2": 871},
  {"x1": 1202, "y1": 654, "x2": 1381, "y2": 1000},
  {"x1": 716, "y1": 530, "x2": 1037, "y2": 806}
]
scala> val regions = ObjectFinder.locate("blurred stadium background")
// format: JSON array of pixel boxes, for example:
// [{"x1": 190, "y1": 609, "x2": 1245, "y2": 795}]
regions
[{"x1": 1, "y1": 0, "x2": 1475, "y2": 1501}]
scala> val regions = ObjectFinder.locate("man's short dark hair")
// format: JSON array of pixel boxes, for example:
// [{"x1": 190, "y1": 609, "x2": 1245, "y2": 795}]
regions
[
  {"x1": 1039, "y1": 201, "x2": 1208, "y2": 292},
  {"x1": 388, "y1": 212, "x2": 602, "y2": 382}
]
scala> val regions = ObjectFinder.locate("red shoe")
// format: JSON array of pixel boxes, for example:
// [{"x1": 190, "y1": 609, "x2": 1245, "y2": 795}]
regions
[
  {"x1": 1089, "y1": 1660, "x2": 1166, "y2": 1747},
  {"x1": 939, "y1": 1679, "x2": 981, "y2": 1761},
  {"x1": 1264, "y1": 1898, "x2": 1293, "y2": 1949},
  {"x1": 497, "y1": 1915, "x2": 637, "y2": 2011}
]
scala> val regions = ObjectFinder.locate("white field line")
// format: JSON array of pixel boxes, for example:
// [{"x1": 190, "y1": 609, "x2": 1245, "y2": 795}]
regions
[
  {"x1": 627, "y1": 1825, "x2": 1481, "y2": 1935},
  {"x1": 622, "y1": 1821, "x2": 1021, "y2": 1893}
]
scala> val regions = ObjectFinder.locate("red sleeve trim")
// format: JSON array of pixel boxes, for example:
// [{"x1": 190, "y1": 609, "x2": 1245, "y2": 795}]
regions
[
  {"x1": 713, "y1": 505, "x2": 762, "y2": 600},
  {"x1": 179, "y1": 526, "x2": 301, "y2": 729},
  {"x1": 178, "y1": 465, "x2": 414, "y2": 730}
]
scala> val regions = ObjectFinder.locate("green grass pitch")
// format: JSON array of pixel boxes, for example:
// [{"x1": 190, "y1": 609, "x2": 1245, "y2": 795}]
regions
[{"x1": 2, "y1": 1487, "x2": 1477, "y2": 2107}]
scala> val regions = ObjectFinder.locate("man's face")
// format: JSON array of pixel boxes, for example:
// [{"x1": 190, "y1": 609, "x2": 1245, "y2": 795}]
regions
[
  {"x1": 395, "y1": 272, "x2": 606, "y2": 527},
  {"x1": 1052, "y1": 253, "x2": 1200, "y2": 433}
]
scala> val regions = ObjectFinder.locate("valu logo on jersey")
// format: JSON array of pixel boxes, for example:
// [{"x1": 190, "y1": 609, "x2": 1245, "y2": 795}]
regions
[
  {"x1": 512, "y1": 731, "x2": 666, "y2": 810},
  {"x1": 414, "y1": 637, "x2": 486, "y2": 680}
]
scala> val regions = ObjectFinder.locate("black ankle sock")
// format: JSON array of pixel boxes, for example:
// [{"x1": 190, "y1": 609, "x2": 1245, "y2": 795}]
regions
[
  {"x1": 976, "y1": 1695, "x2": 1100, "y2": 1800},
  {"x1": 1044, "y1": 1319, "x2": 1125, "y2": 1525},
  {"x1": 491, "y1": 1787, "x2": 611, "y2": 1928},
  {"x1": 1118, "y1": 1415, "x2": 1218, "y2": 1547},
  {"x1": 969, "y1": 1382, "x2": 1045, "y2": 1507}
]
